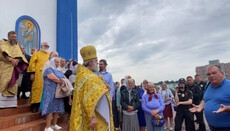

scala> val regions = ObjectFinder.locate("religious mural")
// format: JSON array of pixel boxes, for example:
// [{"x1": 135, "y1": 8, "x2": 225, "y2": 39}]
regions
[{"x1": 16, "y1": 17, "x2": 40, "y2": 55}]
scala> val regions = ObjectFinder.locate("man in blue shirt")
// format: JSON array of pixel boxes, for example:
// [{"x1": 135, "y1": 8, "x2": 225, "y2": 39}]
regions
[
  {"x1": 190, "y1": 65, "x2": 230, "y2": 130},
  {"x1": 99, "y1": 59, "x2": 115, "y2": 99},
  {"x1": 99, "y1": 59, "x2": 117, "y2": 130}
]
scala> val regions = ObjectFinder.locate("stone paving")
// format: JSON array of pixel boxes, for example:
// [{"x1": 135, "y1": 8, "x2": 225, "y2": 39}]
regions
[{"x1": 163, "y1": 111, "x2": 210, "y2": 131}]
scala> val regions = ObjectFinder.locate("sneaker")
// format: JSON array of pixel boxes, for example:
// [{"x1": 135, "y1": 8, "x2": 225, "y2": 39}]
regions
[
  {"x1": 44, "y1": 127, "x2": 54, "y2": 131},
  {"x1": 51, "y1": 124, "x2": 62, "y2": 130},
  {"x1": 169, "y1": 127, "x2": 174, "y2": 130},
  {"x1": 164, "y1": 127, "x2": 168, "y2": 130}
]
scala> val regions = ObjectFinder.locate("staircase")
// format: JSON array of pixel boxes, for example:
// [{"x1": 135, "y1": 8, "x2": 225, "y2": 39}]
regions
[{"x1": 0, "y1": 99, "x2": 69, "y2": 131}]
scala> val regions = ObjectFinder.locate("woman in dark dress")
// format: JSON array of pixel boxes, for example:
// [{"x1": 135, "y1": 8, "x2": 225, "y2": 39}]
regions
[{"x1": 121, "y1": 78, "x2": 140, "y2": 131}]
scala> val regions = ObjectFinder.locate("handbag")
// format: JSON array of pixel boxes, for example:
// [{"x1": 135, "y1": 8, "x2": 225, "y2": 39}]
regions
[{"x1": 151, "y1": 115, "x2": 165, "y2": 127}]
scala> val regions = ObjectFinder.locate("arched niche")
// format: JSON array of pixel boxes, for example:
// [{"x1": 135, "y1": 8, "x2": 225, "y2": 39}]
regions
[{"x1": 16, "y1": 15, "x2": 41, "y2": 55}]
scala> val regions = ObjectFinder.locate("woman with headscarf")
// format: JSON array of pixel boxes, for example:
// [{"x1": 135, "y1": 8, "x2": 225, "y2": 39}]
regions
[
  {"x1": 142, "y1": 82, "x2": 165, "y2": 131},
  {"x1": 42, "y1": 57, "x2": 65, "y2": 131},
  {"x1": 121, "y1": 78, "x2": 140, "y2": 131}
]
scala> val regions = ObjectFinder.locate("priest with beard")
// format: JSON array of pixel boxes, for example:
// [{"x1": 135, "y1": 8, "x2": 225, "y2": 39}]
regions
[
  {"x1": 0, "y1": 31, "x2": 28, "y2": 108},
  {"x1": 27, "y1": 42, "x2": 50, "y2": 112},
  {"x1": 70, "y1": 45, "x2": 114, "y2": 131}
]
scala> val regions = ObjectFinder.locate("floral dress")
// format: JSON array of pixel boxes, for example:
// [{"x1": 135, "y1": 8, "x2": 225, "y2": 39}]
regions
[{"x1": 41, "y1": 67, "x2": 65, "y2": 115}]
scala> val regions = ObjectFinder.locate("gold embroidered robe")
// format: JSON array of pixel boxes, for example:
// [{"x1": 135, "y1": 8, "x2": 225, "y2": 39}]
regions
[
  {"x1": 70, "y1": 64, "x2": 114, "y2": 131},
  {"x1": 27, "y1": 50, "x2": 49, "y2": 103},
  {"x1": 0, "y1": 39, "x2": 28, "y2": 96}
]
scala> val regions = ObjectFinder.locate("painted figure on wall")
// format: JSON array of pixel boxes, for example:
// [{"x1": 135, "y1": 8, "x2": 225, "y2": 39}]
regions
[
  {"x1": 21, "y1": 20, "x2": 35, "y2": 54},
  {"x1": 17, "y1": 18, "x2": 39, "y2": 55}
]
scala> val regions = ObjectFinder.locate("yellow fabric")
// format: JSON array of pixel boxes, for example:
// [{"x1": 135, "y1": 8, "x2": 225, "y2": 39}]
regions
[
  {"x1": 80, "y1": 45, "x2": 97, "y2": 62},
  {"x1": 70, "y1": 64, "x2": 114, "y2": 131},
  {"x1": 0, "y1": 40, "x2": 28, "y2": 96},
  {"x1": 27, "y1": 50, "x2": 49, "y2": 103}
]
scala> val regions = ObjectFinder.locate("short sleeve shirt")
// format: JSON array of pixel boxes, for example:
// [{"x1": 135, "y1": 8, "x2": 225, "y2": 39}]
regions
[{"x1": 177, "y1": 89, "x2": 193, "y2": 110}]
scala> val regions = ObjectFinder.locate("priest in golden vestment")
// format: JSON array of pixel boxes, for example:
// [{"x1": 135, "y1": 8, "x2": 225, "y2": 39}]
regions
[
  {"x1": 0, "y1": 31, "x2": 28, "y2": 108},
  {"x1": 27, "y1": 42, "x2": 50, "y2": 112},
  {"x1": 70, "y1": 45, "x2": 114, "y2": 131}
]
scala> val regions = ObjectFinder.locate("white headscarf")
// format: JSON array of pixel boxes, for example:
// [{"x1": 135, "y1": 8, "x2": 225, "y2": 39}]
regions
[
  {"x1": 49, "y1": 57, "x2": 60, "y2": 70},
  {"x1": 126, "y1": 79, "x2": 134, "y2": 90},
  {"x1": 141, "y1": 79, "x2": 148, "y2": 90}
]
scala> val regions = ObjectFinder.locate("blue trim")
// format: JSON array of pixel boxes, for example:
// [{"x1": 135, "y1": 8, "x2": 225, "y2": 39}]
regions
[
  {"x1": 57, "y1": 0, "x2": 78, "y2": 60},
  {"x1": 15, "y1": 15, "x2": 41, "y2": 49}
]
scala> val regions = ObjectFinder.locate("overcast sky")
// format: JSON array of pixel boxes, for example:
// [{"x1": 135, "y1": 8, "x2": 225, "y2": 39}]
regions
[{"x1": 77, "y1": 0, "x2": 230, "y2": 84}]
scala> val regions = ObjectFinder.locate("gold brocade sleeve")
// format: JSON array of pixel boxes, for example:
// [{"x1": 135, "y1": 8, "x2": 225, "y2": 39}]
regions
[
  {"x1": 70, "y1": 65, "x2": 113, "y2": 131},
  {"x1": 27, "y1": 52, "x2": 38, "y2": 72}
]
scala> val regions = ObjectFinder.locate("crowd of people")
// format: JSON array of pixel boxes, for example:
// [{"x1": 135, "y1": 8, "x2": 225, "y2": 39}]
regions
[{"x1": 0, "y1": 30, "x2": 230, "y2": 131}]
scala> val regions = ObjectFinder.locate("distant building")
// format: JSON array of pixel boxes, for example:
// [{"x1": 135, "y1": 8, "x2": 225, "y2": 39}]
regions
[{"x1": 196, "y1": 60, "x2": 230, "y2": 81}]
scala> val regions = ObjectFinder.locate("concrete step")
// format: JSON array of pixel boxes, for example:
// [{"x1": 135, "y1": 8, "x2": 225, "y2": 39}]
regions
[
  {"x1": 1, "y1": 118, "x2": 46, "y2": 131},
  {"x1": 0, "y1": 104, "x2": 31, "y2": 117},
  {"x1": 56, "y1": 122, "x2": 69, "y2": 131},
  {"x1": 0, "y1": 99, "x2": 69, "y2": 131},
  {"x1": 0, "y1": 112, "x2": 43, "y2": 129},
  {"x1": 0, "y1": 99, "x2": 31, "y2": 117},
  {"x1": 17, "y1": 99, "x2": 30, "y2": 106},
  {"x1": 1, "y1": 118, "x2": 69, "y2": 131}
]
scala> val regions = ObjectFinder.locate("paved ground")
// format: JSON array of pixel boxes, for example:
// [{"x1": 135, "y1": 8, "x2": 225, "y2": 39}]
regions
[
  {"x1": 163, "y1": 111, "x2": 210, "y2": 131},
  {"x1": 115, "y1": 111, "x2": 210, "y2": 131}
]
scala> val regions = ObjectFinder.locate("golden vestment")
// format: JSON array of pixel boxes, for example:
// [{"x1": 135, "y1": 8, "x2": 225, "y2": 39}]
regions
[
  {"x1": 27, "y1": 50, "x2": 49, "y2": 104},
  {"x1": 70, "y1": 64, "x2": 114, "y2": 131},
  {"x1": 0, "y1": 39, "x2": 28, "y2": 96}
]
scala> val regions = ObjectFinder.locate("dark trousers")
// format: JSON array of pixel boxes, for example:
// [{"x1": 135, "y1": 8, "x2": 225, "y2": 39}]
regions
[
  {"x1": 64, "y1": 96, "x2": 72, "y2": 113},
  {"x1": 112, "y1": 99, "x2": 119, "y2": 128},
  {"x1": 194, "y1": 111, "x2": 206, "y2": 131},
  {"x1": 209, "y1": 125, "x2": 230, "y2": 131},
  {"x1": 18, "y1": 73, "x2": 31, "y2": 98},
  {"x1": 175, "y1": 109, "x2": 195, "y2": 131}
]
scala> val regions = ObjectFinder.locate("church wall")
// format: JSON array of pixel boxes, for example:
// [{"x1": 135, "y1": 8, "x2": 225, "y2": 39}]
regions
[{"x1": 0, "y1": 0, "x2": 57, "y2": 52}]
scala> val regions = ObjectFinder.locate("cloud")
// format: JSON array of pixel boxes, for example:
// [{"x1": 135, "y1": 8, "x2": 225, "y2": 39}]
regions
[{"x1": 78, "y1": 0, "x2": 230, "y2": 84}]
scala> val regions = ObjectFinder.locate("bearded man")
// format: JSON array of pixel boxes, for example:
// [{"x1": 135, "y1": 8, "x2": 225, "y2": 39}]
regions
[
  {"x1": 27, "y1": 42, "x2": 50, "y2": 112},
  {"x1": 70, "y1": 45, "x2": 114, "y2": 131},
  {"x1": 0, "y1": 31, "x2": 28, "y2": 108}
]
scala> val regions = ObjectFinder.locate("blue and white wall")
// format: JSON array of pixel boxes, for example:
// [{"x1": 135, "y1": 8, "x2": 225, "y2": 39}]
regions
[{"x1": 0, "y1": 0, "x2": 78, "y2": 60}]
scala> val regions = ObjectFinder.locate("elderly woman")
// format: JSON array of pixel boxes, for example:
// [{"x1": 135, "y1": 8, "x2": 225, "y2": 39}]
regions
[
  {"x1": 142, "y1": 82, "x2": 165, "y2": 131},
  {"x1": 121, "y1": 78, "x2": 140, "y2": 131},
  {"x1": 58, "y1": 57, "x2": 67, "y2": 74},
  {"x1": 42, "y1": 57, "x2": 65, "y2": 131}
]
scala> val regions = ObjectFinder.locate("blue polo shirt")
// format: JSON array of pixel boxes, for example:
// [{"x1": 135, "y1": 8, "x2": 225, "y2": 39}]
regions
[
  {"x1": 99, "y1": 71, "x2": 115, "y2": 99},
  {"x1": 203, "y1": 78, "x2": 230, "y2": 127}
]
